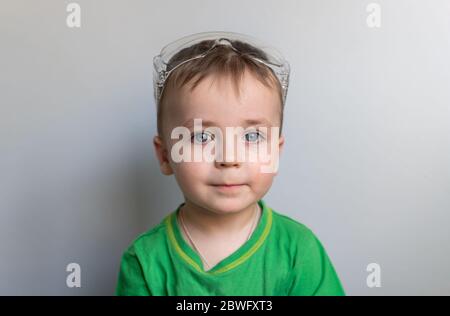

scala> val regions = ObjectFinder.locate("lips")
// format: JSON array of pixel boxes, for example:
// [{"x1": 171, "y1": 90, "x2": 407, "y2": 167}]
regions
[{"x1": 211, "y1": 183, "x2": 246, "y2": 191}]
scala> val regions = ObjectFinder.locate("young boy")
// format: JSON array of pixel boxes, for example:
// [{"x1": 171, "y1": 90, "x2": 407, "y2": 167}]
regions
[{"x1": 115, "y1": 32, "x2": 345, "y2": 296}]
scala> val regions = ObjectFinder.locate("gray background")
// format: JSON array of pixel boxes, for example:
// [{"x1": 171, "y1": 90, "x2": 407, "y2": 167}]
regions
[{"x1": 1, "y1": 0, "x2": 449, "y2": 295}]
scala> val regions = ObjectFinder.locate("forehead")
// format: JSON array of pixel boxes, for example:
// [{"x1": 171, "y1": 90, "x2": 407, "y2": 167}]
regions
[{"x1": 164, "y1": 70, "x2": 281, "y2": 130}]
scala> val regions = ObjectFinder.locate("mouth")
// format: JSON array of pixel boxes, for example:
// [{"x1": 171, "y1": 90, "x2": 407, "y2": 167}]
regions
[
  {"x1": 211, "y1": 183, "x2": 246, "y2": 191},
  {"x1": 212, "y1": 183, "x2": 246, "y2": 187}
]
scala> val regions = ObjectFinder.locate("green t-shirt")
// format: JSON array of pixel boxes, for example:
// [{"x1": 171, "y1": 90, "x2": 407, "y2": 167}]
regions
[{"x1": 115, "y1": 200, "x2": 345, "y2": 296}]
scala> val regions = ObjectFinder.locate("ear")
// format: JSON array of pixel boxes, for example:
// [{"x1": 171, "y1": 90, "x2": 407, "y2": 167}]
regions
[
  {"x1": 278, "y1": 134, "x2": 285, "y2": 155},
  {"x1": 153, "y1": 135, "x2": 173, "y2": 175}
]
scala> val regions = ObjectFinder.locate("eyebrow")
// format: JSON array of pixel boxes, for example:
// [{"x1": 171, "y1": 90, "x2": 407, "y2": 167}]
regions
[{"x1": 180, "y1": 118, "x2": 274, "y2": 129}]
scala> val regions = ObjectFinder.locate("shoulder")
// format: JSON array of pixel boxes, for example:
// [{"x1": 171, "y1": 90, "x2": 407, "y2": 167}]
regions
[
  {"x1": 269, "y1": 210, "x2": 345, "y2": 295},
  {"x1": 270, "y1": 209, "x2": 326, "y2": 256},
  {"x1": 122, "y1": 214, "x2": 171, "y2": 258},
  {"x1": 271, "y1": 209, "x2": 317, "y2": 241}
]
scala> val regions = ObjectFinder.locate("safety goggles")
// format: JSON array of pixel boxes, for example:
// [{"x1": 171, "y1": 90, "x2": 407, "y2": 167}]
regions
[{"x1": 153, "y1": 31, "x2": 290, "y2": 106}]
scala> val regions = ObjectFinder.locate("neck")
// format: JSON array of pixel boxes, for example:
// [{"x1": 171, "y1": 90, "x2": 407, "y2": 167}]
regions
[{"x1": 180, "y1": 200, "x2": 261, "y2": 237}]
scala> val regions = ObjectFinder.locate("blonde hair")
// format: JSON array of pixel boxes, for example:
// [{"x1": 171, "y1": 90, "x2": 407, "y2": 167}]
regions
[{"x1": 157, "y1": 40, "x2": 284, "y2": 136}]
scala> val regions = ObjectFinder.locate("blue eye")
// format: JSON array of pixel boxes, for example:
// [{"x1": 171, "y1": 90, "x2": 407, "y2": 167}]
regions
[
  {"x1": 244, "y1": 131, "x2": 263, "y2": 143},
  {"x1": 191, "y1": 131, "x2": 214, "y2": 144}
]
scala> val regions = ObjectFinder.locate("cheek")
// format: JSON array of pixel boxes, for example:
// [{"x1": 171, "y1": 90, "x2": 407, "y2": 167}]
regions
[
  {"x1": 171, "y1": 162, "x2": 211, "y2": 188},
  {"x1": 247, "y1": 163, "x2": 276, "y2": 191}
]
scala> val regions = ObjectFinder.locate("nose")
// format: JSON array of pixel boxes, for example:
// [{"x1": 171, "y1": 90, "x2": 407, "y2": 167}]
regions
[
  {"x1": 215, "y1": 143, "x2": 241, "y2": 168},
  {"x1": 215, "y1": 159, "x2": 241, "y2": 168},
  {"x1": 214, "y1": 134, "x2": 242, "y2": 168}
]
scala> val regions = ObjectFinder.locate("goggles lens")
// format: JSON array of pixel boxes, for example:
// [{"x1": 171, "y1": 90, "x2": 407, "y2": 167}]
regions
[{"x1": 153, "y1": 31, "x2": 290, "y2": 105}]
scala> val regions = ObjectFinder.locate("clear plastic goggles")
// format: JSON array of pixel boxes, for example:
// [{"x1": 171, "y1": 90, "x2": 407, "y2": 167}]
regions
[{"x1": 153, "y1": 31, "x2": 290, "y2": 105}]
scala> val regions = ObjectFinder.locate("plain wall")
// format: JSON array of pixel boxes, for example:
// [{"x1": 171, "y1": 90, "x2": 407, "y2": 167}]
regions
[{"x1": 0, "y1": 0, "x2": 449, "y2": 295}]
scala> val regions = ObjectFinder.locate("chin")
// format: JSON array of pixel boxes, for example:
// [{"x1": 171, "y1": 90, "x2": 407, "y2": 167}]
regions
[{"x1": 201, "y1": 196, "x2": 253, "y2": 215}]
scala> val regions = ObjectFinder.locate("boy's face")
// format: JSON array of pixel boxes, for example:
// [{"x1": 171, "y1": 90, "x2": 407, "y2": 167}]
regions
[{"x1": 154, "y1": 70, "x2": 284, "y2": 214}]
